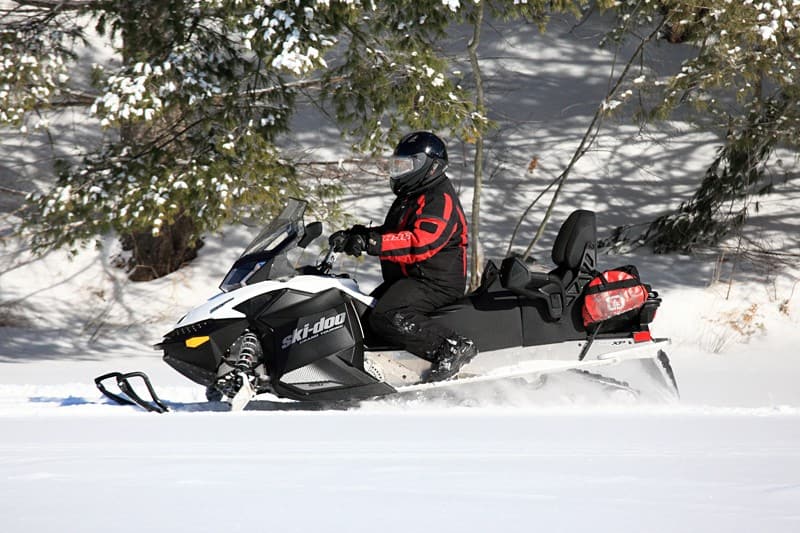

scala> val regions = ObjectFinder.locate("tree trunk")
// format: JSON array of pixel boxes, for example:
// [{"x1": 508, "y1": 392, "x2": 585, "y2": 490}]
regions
[
  {"x1": 117, "y1": 0, "x2": 196, "y2": 280},
  {"x1": 467, "y1": 1, "x2": 485, "y2": 291},
  {"x1": 122, "y1": 215, "x2": 203, "y2": 281}
]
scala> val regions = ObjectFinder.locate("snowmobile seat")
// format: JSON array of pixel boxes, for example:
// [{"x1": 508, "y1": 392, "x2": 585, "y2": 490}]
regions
[{"x1": 499, "y1": 210, "x2": 597, "y2": 321}]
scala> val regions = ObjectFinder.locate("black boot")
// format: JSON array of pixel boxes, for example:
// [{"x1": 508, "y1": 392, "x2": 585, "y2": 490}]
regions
[{"x1": 427, "y1": 336, "x2": 478, "y2": 382}]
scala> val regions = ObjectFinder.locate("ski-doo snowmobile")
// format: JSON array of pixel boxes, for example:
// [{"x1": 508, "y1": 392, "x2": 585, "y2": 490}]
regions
[{"x1": 97, "y1": 198, "x2": 678, "y2": 412}]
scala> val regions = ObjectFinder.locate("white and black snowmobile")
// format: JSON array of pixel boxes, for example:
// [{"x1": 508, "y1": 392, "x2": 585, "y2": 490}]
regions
[{"x1": 96, "y1": 198, "x2": 678, "y2": 412}]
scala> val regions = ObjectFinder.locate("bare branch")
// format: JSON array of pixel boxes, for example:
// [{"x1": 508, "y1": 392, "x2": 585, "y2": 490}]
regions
[
  {"x1": 12, "y1": 0, "x2": 99, "y2": 9},
  {"x1": 513, "y1": 16, "x2": 668, "y2": 260},
  {"x1": 49, "y1": 88, "x2": 98, "y2": 107},
  {"x1": 294, "y1": 158, "x2": 376, "y2": 167},
  {"x1": 0, "y1": 185, "x2": 28, "y2": 196}
]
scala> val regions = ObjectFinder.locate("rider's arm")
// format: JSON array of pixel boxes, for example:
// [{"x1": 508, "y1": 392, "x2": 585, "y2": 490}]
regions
[{"x1": 376, "y1": 190, "x2": 464, "y2": 265}]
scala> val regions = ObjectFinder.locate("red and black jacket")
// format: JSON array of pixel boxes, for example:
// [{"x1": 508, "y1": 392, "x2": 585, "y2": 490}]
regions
[{"x1": 375, "y1": 177, "x2": 468, "y2": 292}]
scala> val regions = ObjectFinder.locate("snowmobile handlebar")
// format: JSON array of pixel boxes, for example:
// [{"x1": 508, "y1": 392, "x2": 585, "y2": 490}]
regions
[
  {"x1": 300, "y1": 237, "x2": 339, "y2": 276},
  {"x1": 328, "y1": 230, "x2": 348, "y2": 253}
]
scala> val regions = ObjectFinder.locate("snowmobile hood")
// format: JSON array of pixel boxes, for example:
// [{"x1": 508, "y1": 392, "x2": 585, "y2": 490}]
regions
[{"x1": 174, "y1": 275, "x2": 375, "y2": 328}]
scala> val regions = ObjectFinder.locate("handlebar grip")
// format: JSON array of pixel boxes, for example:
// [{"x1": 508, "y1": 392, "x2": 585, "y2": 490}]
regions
[{"x1": 329, "y1": 231, "x2": 348, "y2": 252}]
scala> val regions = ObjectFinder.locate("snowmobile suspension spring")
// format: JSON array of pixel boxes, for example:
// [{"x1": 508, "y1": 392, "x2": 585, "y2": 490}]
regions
[{"x1": 234, "y1": 331, "x2": 261, "y2": 371}]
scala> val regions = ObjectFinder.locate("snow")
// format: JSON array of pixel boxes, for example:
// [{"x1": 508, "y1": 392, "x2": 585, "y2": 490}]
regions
[
  {"x1": 3, "y1": 410, "x2": 799, "y2": 533},
  {"x1": 2, "y1": 13, "x2": 800, "y2": 533}
]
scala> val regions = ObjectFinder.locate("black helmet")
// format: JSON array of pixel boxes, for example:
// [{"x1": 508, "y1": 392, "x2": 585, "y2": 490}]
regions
[{"x1": 389, "y1": 131, "x2": 449, "y2": 196}]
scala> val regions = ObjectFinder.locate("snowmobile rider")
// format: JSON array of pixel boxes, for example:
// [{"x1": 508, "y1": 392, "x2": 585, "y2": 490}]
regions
[{"x1": 329, "y1": 131, "x2": 477, "y2": 382}]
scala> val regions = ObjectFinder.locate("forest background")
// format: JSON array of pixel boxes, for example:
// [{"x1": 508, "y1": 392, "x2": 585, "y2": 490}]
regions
[{"x1": 3, "y1": 0, "x2": 799, "y2": 293}]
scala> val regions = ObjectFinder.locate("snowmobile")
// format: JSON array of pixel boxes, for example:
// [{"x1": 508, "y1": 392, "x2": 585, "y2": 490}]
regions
[{"x1": 96, "y1": 198, "x2": 678, "y2": 412}]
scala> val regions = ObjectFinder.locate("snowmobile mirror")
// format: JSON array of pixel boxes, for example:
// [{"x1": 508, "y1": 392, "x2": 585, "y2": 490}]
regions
[{"x1": 298, "y1": 221, "x2": 323, "y2": 248}]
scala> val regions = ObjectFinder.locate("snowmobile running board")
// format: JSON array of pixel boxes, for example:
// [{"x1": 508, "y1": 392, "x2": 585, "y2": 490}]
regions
[{"x1": 95, "y1": 371, "x2": 170, "y2": 413}]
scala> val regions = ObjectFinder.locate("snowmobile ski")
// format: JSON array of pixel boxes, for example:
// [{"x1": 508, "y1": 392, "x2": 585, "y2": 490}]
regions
[{"x1": 95, "y1": 371, "x2": 169, "y2": 413}]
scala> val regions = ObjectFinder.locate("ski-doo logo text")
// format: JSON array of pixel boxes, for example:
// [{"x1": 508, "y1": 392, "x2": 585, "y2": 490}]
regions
[{"x1": 281, "y1": 312, "x2": 346, "y2": 349}]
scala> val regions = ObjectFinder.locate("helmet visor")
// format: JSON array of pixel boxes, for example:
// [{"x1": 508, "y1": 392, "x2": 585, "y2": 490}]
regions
[{"x1": 389, "y1": 154, "x2": 425, "y2": 179}]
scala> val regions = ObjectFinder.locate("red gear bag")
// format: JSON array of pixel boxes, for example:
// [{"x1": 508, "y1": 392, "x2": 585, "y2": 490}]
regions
[{"x1": 582, "y1": 265, "x2": 649, "y2": 328}]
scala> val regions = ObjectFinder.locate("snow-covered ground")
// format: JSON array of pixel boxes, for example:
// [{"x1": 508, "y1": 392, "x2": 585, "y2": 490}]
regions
[{"x1": 2, "y1": 13, "x2": 799, "y2": 533}]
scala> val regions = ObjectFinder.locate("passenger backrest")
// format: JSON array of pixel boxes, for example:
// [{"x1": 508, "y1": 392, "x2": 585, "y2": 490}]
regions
[
  {"x1": 550, "y1": 209, "x2": 597, "y2": 301},
  {"x1": 499, "y1": 210, "x2": 597, "y2": 321}
]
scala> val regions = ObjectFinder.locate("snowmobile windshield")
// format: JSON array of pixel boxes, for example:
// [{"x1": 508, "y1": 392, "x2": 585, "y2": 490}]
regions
[{"x1": 219, "y1": 199, "x2": 308, "y2": 292}]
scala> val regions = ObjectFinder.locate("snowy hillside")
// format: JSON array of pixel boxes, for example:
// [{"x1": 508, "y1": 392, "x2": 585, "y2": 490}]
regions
[{"x1": 2, "y1": 13, "x2": 799, "y2": 533}]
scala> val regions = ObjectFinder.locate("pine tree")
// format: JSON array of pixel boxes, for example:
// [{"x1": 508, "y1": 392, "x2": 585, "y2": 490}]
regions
[
  {"x1": 607, "y1": 0, "x2": 800, "y2": 252},
  {"x1": 3, "y1": 0, "x2": 478, "y2": 280}
]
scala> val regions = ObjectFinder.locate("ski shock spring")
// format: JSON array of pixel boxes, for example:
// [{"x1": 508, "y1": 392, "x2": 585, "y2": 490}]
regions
[{"x1": 234, "y1": 331, "x2": 262, "y2": 371}]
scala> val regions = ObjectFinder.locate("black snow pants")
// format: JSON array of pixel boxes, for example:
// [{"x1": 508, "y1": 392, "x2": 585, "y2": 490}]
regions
[{"x1": 368, "y1": 277, "x2": 461, "y2": 360}]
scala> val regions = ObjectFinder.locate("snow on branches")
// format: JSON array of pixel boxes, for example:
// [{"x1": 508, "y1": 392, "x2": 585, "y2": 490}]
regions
[
  {"x1": 609, "y1": 0, "x2": 800, "y2": 135},
  {"x1": 15, "y1": 0, "x2": 480, "y2": 275},
  {"x1": 606, "y1": 0, "x2": 800, "y2": 252},
  {"x1": 0, "y1": 26, "x2": 70, "y2": 131}
]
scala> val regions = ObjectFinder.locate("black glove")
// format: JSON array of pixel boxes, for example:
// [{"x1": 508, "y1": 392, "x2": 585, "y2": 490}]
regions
[
  {"x1": 343, "y1": 233, "x2": 366, "y2": 257},
  {"x1": 348, "y1": 224, "x2": 381, "y2": 256},
  {"x1": 328, "y1": 230, "x2": 349, "y2": 252},
  {"x1": 330, "y1": 225, "x2": 381, "y2": 257}
]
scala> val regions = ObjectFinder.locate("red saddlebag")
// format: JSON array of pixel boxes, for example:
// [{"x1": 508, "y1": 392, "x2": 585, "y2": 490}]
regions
[{"x1": 582, "y1": 265, "x2": 649, "y2": 329}]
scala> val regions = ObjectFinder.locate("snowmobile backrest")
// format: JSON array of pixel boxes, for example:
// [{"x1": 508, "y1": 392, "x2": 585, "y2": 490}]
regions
[
  {"x1": 552, "y1": 209, "x2": 596, "y2": 270},
  {"x1": 549, "y1": 209, "x2": 597, "y2": 304},
  {"x1": 499, "y1": 210, "x2": 598, "y2": 321}
]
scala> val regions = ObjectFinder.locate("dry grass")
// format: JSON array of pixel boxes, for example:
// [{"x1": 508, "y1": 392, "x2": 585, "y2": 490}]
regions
[{"x1": 0, "y1": 304, "x2": 30, "y2": 327}]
